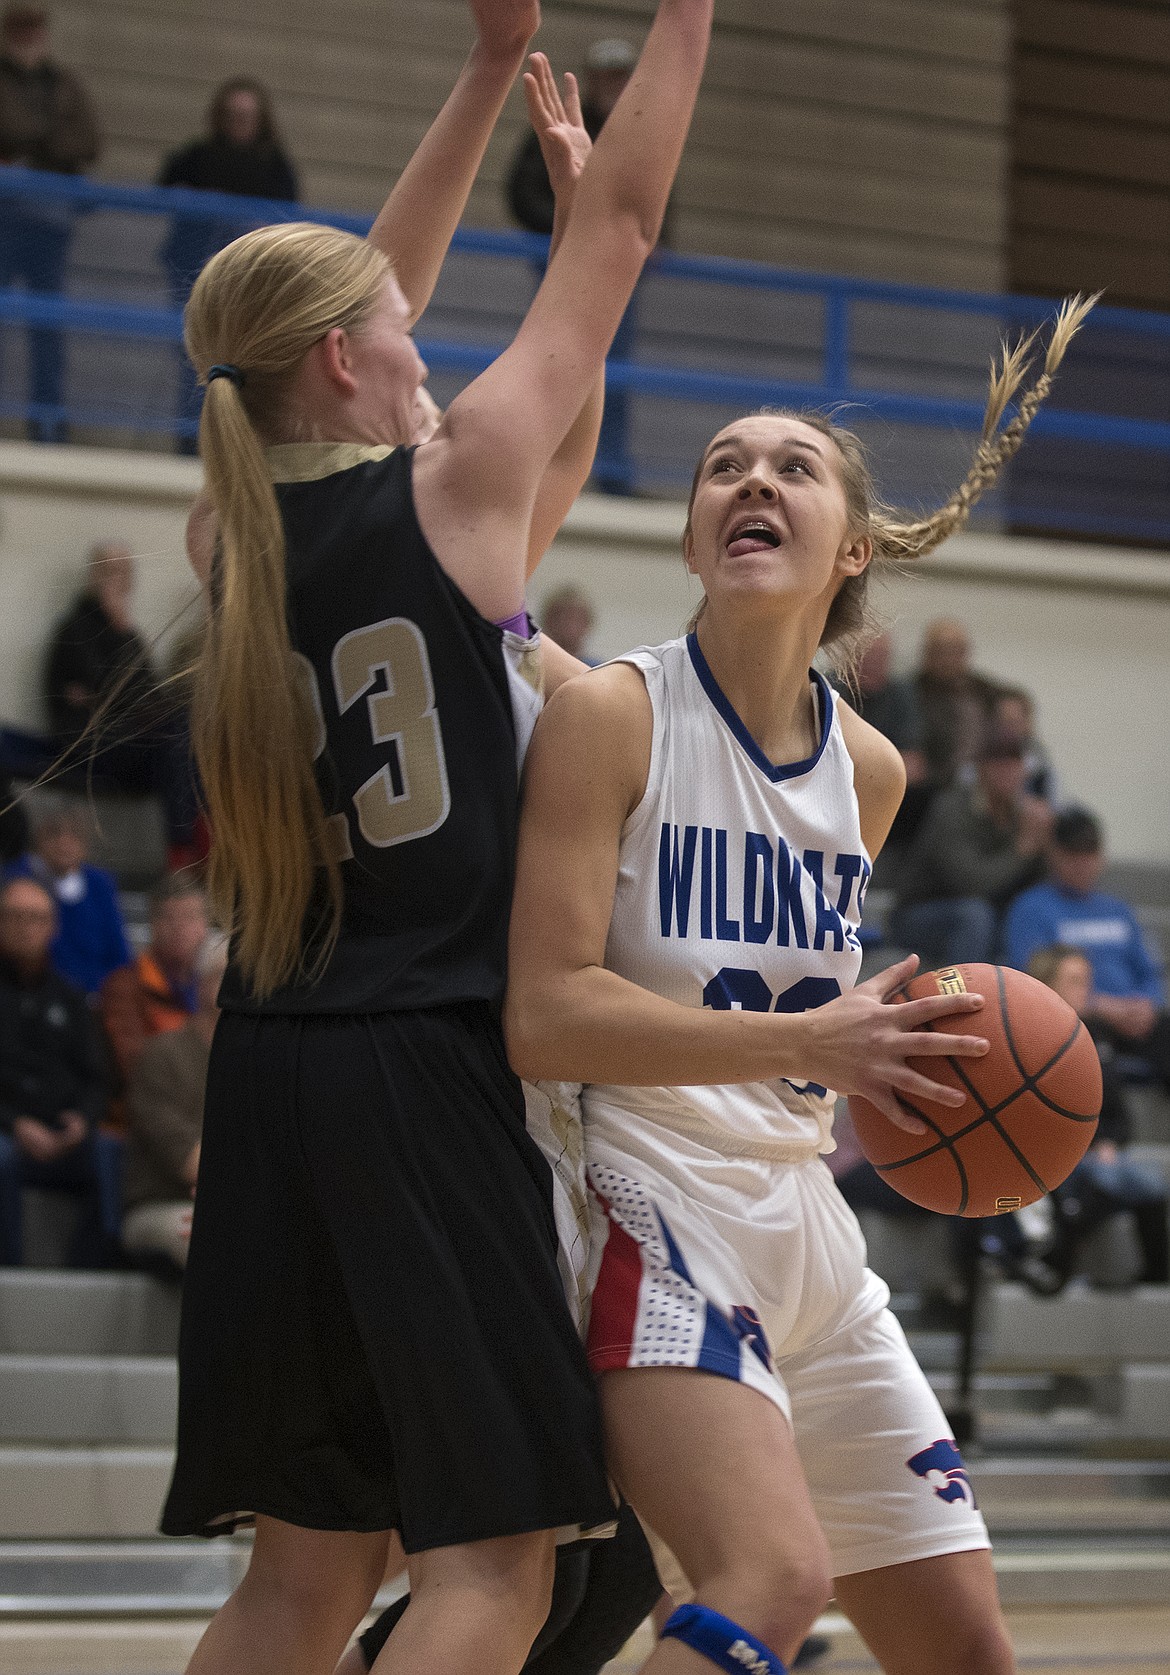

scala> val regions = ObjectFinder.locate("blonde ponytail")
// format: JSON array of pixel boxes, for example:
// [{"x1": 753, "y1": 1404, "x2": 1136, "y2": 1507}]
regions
[
  {"x1": 684, "y1": 293, "x2": 1099, "y2": 675},
  {"x1": 865, "y1": 292, "x2": 1100, "y2": 565},
  {"x1": 185, "y1": 223, "x2": 391, "y2": 997}
]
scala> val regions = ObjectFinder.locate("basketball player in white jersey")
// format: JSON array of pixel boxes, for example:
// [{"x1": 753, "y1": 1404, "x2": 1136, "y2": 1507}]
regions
[{"x1": 506, "y1": 303, "x2": 1093, "y2": 1675}]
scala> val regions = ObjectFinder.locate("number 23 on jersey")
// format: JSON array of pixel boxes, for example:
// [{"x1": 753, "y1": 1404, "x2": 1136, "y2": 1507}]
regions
[{"x1": 294, "y1": 615, "x2": 451, "y2": 858}]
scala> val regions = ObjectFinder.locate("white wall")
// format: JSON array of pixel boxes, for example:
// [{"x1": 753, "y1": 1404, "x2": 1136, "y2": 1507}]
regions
[{"x1": 2, "y1": 441, "x2": 1167, "y2": 862}]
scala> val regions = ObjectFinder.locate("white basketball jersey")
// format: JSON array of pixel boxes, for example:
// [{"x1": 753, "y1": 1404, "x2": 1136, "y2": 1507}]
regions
[{"x1": 585, "y1": 634, "x2": 871, "y2": 1159}]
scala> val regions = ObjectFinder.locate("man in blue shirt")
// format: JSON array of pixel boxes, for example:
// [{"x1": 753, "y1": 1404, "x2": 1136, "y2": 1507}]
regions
[
  {"x1": 5, "y1": 807, "x2": 130, "y2": 998},
  {"x1": 1003, "y1": 807, "x2": 1169, "y2": 1089}
]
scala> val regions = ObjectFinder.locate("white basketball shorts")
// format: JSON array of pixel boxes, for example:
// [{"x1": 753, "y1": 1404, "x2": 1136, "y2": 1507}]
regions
[{"x1": 584, "y1": 1118, "x2": 990, "y2": 1579}]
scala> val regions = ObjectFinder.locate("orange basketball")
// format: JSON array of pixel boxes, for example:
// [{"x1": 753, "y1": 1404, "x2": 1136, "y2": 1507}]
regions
[{"x1": 848, "y1": 963, "x2": 1102, "y2": 1218}]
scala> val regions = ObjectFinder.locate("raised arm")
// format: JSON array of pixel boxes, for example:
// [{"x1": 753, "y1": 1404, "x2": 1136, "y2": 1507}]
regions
[
  {"x1": 415, "y1": 0, "x2": 715, "y2": 622},
  {"x1": 367, "y1": 0, "x2": 540, "y2": 325},
  {"x1": 505, "y1": 667, "x2": 990, "y2": 1128},
  {"x1": 521, "y1": 57, "x2": 605, "y2": 576}
]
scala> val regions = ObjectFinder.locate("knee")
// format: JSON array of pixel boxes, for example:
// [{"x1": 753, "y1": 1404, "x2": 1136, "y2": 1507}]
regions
[
  {"x1": 494, "y1": 1533, "x2": 557, "y2": 1648},
  {"x1": 706, "y1": 1538, "x2": 834, "y2": 1659},
  {"x1": 244, "y1": 1525, "x2": 387, "y2": 1630},
  {"x1": 941, "y1": 1612, "x2": 1015, "y2": 1675}
]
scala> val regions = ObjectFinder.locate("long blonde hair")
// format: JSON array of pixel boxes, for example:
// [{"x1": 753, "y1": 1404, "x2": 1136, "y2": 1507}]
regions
[
  {"x1": 185, "y1": 222, "x2": 391, "y2": 997},
  {"x1": 685, "y1": 293, "x2": 1099, "y2": 674}
]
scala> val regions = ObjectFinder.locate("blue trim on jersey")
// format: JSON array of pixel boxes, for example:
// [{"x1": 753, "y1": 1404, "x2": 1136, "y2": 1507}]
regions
[
  {"x1": 685, "y1": 633, "x2": 833, "y2": 782},
  {"x1": 655, "y1": 1206, "x2": 696, "y2": 1286},
  {"x1": 655, "y1": 1207, "x2": 742, "y2": 1379},
  {"x1": 662, "y1": 1603, "x2": 787, "y2": 1675},
  {"x1": 697, "y1": 1300, "x2": 749, "y2": 1378}
]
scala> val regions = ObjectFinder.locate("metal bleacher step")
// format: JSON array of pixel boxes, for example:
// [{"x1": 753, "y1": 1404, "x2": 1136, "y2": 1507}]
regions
[
  {"x1": 0, "y1": 1355, "x2": 176, "y2": 1444},
  {"x1": 0, "y1": 1271, "x2": 180, "y2": 1359},
  {"x1": 0, "y1": 1446, "x2": 175, "y2": 1539}
]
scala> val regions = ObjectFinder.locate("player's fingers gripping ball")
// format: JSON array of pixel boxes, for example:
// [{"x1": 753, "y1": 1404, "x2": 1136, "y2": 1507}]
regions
[{"x1": 849, "y1": 963, "x2": 1102, "y2": 1217}]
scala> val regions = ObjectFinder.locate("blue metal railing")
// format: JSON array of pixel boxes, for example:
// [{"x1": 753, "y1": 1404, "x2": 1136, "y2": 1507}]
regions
[{"x1": 2, "y1": 165, "x2": 1168, "y2": 541}]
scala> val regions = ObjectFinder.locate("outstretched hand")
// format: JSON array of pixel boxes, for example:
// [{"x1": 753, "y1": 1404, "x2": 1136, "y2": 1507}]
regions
[
  {"x1": 470, "y1": 0, "x2": 540, "y2": 60},
  {"x1": 523, "y1": 52, "x2": 592, "y2": 202},
  {"x1": 801, "y1": 954, "x2": 990, "y2": 1134}
]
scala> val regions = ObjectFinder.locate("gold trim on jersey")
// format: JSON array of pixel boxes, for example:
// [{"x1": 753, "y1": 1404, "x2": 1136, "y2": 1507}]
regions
[{"x1": 265, "y1": 443, "x2": 397, "y2": 483}]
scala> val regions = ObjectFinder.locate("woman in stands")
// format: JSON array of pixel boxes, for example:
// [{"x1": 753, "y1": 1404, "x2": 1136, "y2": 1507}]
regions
[
  {"x1": 161, "y1": 2, "x2": 713, "y2": 1672},
  {"x1": 506, "y1": 299, "x2": 1094, "y2": 1675}
]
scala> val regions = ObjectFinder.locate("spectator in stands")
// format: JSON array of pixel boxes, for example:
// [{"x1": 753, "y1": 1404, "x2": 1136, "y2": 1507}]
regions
[
  {"x1": 1030, "y1": 946, "x2": 1168, "y2": 1287},
  {"x1": 121, "y1": 934, "x2": 225, "y2": 1272},
  {"x1": 506, "y1": 37, "x2": 643, "y2": 494},
  {"x1": 101, "y1": 875, "x2": 208, "y2": 1089},
  {"x1": 0, "y1": 2, "x2": 100, "y2": 441},
  {"x1": 843, "y1": 632, "x2": 928, "y2": 876},
  {"x1": 158, "y1": 77, "x2": 298, "y2": 445},
  {"x1": 43, "y1": 541, "x2": 200, "y2": 866},
  {"x1": 507, "y1": 37, "x2": 635, "y2": 234},
  {"x1": 5, "y1": 806, "x2": 129, "y2": 997},
  {"x1": 908, "y1": 617, "x2": 997, "y2": 789},
  {"x1": 888, "y1": 727, "x2": 1051, "y2": 967},
  {"x1": 988, "y1": 683, "x2": 1057, "y2": 804},
  {"x1": 540, "y1": 583, "x2": 597, "y2": 664},
  {"x1": 0, "y1": 874, "x2": 116, "y2": 1265},
  {"x1": 1004, "y1": 808, "x2": 1170, "y2": 1090},
  {"x1": 848, "y1": 633, "x2": 925, "y2": 776}
]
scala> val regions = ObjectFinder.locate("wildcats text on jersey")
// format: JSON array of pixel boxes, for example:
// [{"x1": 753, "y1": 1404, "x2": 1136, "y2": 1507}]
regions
[{"x1": 658, "y1": 822, "x2": 870, "y2": 952}]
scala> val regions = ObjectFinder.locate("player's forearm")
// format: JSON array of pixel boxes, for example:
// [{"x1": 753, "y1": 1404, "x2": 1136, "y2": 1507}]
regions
[
  {"x1": 368, "y1": 38, "x2": 530, "y2": 324},
  {"x1": 569, "y1": 0, "x2": 712, "y2": 250},
  {"x1": 505, "y1": 964, "x2": 812, "y2": 1088}
]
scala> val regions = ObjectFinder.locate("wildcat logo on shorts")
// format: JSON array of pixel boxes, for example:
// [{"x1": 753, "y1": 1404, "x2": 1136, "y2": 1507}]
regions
[
  {"x1": 728, "y1": 1641, "x2": 771, "y2": 1674},
  {"x1": 907, "y1": 1438, "x2": 977, "y2": 1508},
  {"x1": 730, "y1": 1304, "x2": 773, "y2": 1371}
]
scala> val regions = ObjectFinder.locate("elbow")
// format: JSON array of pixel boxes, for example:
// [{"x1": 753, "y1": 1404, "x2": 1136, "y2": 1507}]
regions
[{"x1": 503, "y1": 988, "x2": 552, "y2": 1084}]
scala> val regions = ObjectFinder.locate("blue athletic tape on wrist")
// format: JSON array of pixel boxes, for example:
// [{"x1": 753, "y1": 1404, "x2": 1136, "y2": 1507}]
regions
[{"x1": 660, "y1": 1603, "x2": 787, "y2": 1675}]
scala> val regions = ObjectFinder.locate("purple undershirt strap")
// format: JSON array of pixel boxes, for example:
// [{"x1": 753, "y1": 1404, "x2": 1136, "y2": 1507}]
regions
[{"x1": 495, "y1": 608, "x2": 532, "y2": 638}]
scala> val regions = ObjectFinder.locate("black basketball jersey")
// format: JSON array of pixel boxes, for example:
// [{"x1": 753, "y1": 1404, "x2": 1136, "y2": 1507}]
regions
[{"x1": 217, "y1": 443, "x2": 542, "y2": 1016}]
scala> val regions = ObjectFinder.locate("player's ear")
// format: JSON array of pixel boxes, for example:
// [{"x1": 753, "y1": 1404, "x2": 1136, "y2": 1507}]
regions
[
  {"x1": 315, "y1": 327, "x2": 358, "y2": 398},
  {"x1": 683, "y1": 527, "x2": 699, "y2": 574},
  {"x1": 837, "y1": 532, "x2": 872, "y2": 577}
]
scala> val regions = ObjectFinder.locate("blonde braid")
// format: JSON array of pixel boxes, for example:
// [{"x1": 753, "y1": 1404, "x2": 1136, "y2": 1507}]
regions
[{"x1": 869, "y1": 292, "x2": 1100, "y2": 563}]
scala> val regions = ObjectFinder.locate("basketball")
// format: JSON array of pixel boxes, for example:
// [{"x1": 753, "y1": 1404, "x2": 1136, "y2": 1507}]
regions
[{"x1": 849, "y1": 963, "x2": 1103, "y2": 1218}]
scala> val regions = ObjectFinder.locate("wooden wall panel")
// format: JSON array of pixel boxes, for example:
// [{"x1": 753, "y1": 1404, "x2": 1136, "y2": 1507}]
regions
[
  {"x1": 45, "y1": 0, "x2": 1009, "y2": 290},
  {"x1": 1011, "y1": 0, "x2": 1170, "y2": 310}
]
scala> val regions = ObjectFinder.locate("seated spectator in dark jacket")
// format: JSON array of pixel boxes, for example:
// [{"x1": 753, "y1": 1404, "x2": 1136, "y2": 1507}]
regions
[
  {"x1": 1005, "y1": 808, "x2": 1169, "y2": 1090},
  {"x1": 45, "y1": 541, "x2": 158, "y2": 743},
  {"x1": 122, "y1": 935, "x2": 224, "y2": 1271},
  {"x1": 43, "y1": 542, "x2": 199, "y2": 861},
  {"x1": 987, "y1": 684, "x2": 1057, "y2": 804},
  {"x1": 844, "y1": 632, "x2": 928, "y2": 874},
  {"x1": 158, "y1": 77, "x2": 297, "y2": 299},
  {"x1": 909, "y1": 618, "x2": 998, "y2": 790},
  {"x1": 5, "y1": 806, "x2": 129, "y2": 996},
  {"x1": 889, "y1": 729, "x2": 1051, "y2": 968},
  {"x1": 1031, "y1": 945, "x2": 1168, "y2": 1286},
  {"x1": 0, "y1": 875, "x2": 116, "y2": 1265},
  {"x1": 101, "y1": 876, "x2": 208, "y2": 1092},
  {"x1": 157, "y1": 77, "x2": 298, "y2": 449}
]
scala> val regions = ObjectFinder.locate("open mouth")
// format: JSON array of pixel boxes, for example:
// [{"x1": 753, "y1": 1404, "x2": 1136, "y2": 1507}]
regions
[{"x1": 726, "y1": 518, "x2": 782, "y2": 558}]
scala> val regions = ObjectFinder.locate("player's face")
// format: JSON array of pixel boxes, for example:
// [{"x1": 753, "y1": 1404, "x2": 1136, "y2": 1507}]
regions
[
  {"x1": 684, "y1": 416, "x2": 869, "y2": 624},
  {"x1": 349, "y1": 277, "x2": 429, "y2": 446}
]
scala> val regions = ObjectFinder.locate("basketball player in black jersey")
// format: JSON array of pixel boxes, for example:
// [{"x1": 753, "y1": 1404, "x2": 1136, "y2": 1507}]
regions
[{"x1": 160, "y1": 3, "x2": 713, "y2": 1673}]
